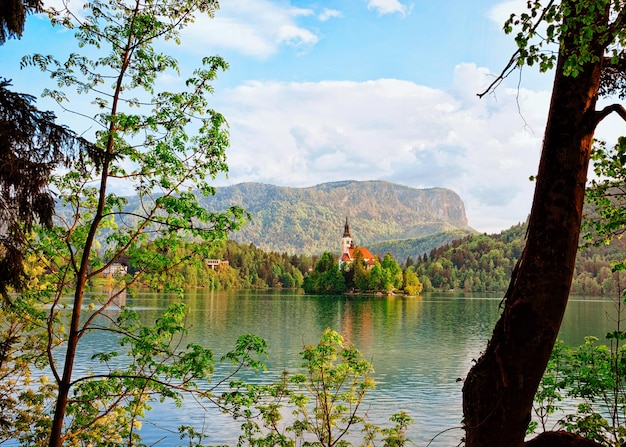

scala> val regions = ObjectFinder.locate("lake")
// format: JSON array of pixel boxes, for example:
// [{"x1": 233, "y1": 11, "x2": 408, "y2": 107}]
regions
[{"x1": 76, "y1": 290, "x2": 621, "y2": 446}]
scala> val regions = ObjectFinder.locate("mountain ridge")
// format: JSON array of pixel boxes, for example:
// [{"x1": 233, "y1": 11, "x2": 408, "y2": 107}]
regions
[{"x1": 197, "y1": 180, "x2": 474, "y2": 256}]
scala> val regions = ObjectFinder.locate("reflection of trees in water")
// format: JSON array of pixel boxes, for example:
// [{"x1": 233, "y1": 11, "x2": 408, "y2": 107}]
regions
[
  {"x1": 89, "y1": 287, "x2": 127, "y2": 308},
  {"x1": 108, "y1": 288, "x2": 126, "y2": 307}
]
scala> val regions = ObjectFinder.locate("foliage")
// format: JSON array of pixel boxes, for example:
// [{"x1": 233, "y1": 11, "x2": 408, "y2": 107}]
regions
[
  {"x1": 414, "y1": 221, "x2": 626, "y2": 295},
  {"x1": 0, "y1": 79, "x2": 96, "y2": 297},
  {"x1": 8, "y1": 0, "x2": 250, "y2": 445},
  {"x1": 23, "y1": 216, "x2": 626, "y2": 297},
  {"x1": 304, "y1": 252, "x2": 346, "y2": 294},
  {"x1": 0, "y1": 0, "x2": 43, "y2": 43},
  {"x1": 532, "y1": 333, "x2": 626, "y2": 446},
  {"x1": 3, "y1": 298, "x2": 270, "y2": 446},
  {"x1": 89, "y1": 206, "x2": 626, "y2": 297},
  {"x1": 303, "y1": 251, "x2": 410, "y2": 295},
  {"x1": 402, "y1": 268, "x2": 423, "y2": 296},
  {"x1": 369, "y1": 229, "x2": 474, "y2": 266},
  {"x1": 129, "y1": 238, "x2": 311, "y2": 290},
  {"x1": 414, "y1": 225, "x2": 524, "y2": 293},
  {"x1": 502, "y1": 0, "x2": 626, "y2": 80},
  {"x1": 584, "y1": 138, "x2": 626, "y2": 254},
  {"x1": 381, "y1": 253, "x2": 403, "y2": 291},
  {"x1": 220, "y1": 328, "x2": 414, "y2": 447},
  {"x1": 483, "y1": 0, "x2": 626, "y2": 95},
  {"x1": 216, "y1": 240, "x2": 309, "y2": 289},
  {"x1": 0, "y1": 292, "x2": 50, "y2": 442}
]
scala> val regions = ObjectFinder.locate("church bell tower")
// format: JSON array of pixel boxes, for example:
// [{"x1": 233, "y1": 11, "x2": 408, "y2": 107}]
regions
[{"x1": 341, "y1": 216, "x2": 354, "y2": 255}]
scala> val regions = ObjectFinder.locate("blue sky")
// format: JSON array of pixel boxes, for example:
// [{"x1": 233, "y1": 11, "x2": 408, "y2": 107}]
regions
[{"x1": 2, "y1": 0, "x2": 624, "y2": 233}]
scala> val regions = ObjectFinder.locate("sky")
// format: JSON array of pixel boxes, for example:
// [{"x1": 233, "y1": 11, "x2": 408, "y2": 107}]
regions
[{"x1": 2, "y1": 0, "x2": 625, "y2": 234}]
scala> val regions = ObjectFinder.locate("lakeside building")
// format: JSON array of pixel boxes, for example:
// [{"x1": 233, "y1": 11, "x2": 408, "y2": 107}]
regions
[
  {"x1": 101, "y1": 256, "x2": 130, "y2": 277},
  {"x1": 338, "y1": 217, "x2": 376, "y2": 269},
  {"x1": 102, "y1": 262, "x2": 127, "y2": 277},
  {"x1": 205, "y1": 259, "x2": 229, "y2": 270}
]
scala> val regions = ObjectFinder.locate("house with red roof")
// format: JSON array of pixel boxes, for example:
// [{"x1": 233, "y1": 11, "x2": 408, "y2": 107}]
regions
[{"x1": 338, "y1": 217, "x2": 377, "y2": 269}]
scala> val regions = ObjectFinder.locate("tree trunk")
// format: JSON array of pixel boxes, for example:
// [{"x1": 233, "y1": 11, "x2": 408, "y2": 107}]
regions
[
  {"x1": 47, "y1": 18, "x2": 127, "y2": 444},
  {"x1": 462, "y1": 4, "x2": 605, "y2": 446},
  {"x1": 47, "y1": 276, "x2": 89, "y2": 447}
]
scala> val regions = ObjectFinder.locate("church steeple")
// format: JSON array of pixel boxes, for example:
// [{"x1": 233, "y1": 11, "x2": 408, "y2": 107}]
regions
[
  {"x1": 341, "y1": 216, "x2": 354, "y2": 255},
  {"x1": 343, "y1": 216, "x2": 351, "y2": 238}
]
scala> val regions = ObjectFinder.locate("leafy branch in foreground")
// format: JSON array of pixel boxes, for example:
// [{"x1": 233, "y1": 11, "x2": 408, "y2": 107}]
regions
[
  {"x1": 219, "y1": 328, "x2": 414, "y2": 447},
  {"x1": 68, "y1": 305, "x2": 268, "y2": 447},
  {"x1": 584, "y1": 138, "x2": 626, "y2": 249},
  {"x1": 532, "y1": 269, "x2": 626, "y2": 446},
  {"x1": 7, "y1": 0, "x2": 250, "y2": 445},
  {"x1": 533, "y1": 334, "x2": 626, "y2": 446}
]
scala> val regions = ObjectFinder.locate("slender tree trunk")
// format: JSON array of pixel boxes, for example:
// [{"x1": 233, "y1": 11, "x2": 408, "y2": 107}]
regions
[
  {"x1": 47, "y1": 173, "x2": 107, "y2": 447},
  {"x1": 462, "y1": 4, "x2": 606, "y2": 445},
  {"x1": 47, "y1": 181, "x2": 110, "y2": 447},
  {"x1": 46, "y1": 8, "x2": 135, "y2": 442},
  {"x1": 47, "y1": 278, "x2": 87, "y2": 447}
]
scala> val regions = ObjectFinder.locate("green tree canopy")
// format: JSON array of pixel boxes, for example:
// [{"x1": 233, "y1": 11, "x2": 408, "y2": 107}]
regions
[{"x1": 9, "y1": 0, "x2": 249, "y2": 445}]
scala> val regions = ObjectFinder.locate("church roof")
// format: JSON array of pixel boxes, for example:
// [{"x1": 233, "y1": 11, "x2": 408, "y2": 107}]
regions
[{"x1": 343, "y1": 246, "x2": 376, "y2": 264}]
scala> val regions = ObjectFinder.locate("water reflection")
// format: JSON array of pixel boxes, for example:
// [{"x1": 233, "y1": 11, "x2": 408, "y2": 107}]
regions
[{"x1": 72, "y1": 290, "x2": 623, "y2": 446}]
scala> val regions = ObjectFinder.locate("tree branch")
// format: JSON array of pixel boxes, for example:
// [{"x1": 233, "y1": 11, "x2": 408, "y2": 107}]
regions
[
  {"x1": 478, "y1": 0, "x2": 557, "y2": 98},
  {"x1": 607, "y1": 3, "x2": 626, "y2": 39},
  {"x1": 478, "y1": 51, "x2": 522, "y2": 99},
  {"x1": 595, "y1": 103, "x2": 626, "y2": 126}
]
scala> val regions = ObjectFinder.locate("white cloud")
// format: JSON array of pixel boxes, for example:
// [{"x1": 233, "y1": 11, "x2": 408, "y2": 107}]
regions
[
  {"x1": 44, "y1": 0, "x2": 84, "y2": 15},
  {"x1": 180, "y1": 0, "x2": 318, "y2": 58},
  {"x1": 276, "y1": 25, "x2": 319, "y2": 49},
  {"x1": 319, "y1": 9, "x2": 343, "y2": 21},
  {"x1": 213, "y1": 64, "x2": 552, "y2": 232},
  {"x1": 43, "y1": 0, "x2": 319, "y2": 59},
  {"x1": 487, "y1": 1, "x2": 520, "y2": 26},
  {"x1": 367, "y1": 0, "x2": 411, "y2": 17}
]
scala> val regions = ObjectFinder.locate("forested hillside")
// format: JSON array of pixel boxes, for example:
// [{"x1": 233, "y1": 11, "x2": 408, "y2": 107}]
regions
[
  {"x1": 118, "y1": 220, "x2": 625, "y2": 296},
  {"x1": 127, "y1": 239, "x2": 314, "y2": 291},
  {"x1": 413, "y1": 222, "x2": 625, "y2": 295},
  {"x1": 369, "y1": 229, "x2": 473, "y2": 265},
  {"x1": 99, "y1": 180, "x2": 626, "y2": 296},
  {"x1": 193, "y1": 180, "x2": 473, "y2": 254}
]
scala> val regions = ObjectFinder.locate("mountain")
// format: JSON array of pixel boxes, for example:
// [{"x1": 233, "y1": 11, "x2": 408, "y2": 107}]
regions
[{"x1": 198, "y1": 180, "x2": 475, "y2": 256}]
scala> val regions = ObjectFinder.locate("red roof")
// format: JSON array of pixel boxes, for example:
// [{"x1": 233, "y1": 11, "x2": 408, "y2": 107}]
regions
[{"x1": 343, "y1": 247, "x2": 376, "y2": 263}]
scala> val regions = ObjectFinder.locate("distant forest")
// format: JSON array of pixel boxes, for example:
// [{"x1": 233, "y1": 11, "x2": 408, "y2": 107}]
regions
[
  {"x1": 99, "y1": 222, "x2": 625, "y2": 296},
  {"x1": 412, "y1": 223, "x2": 625, "y2": 295}
]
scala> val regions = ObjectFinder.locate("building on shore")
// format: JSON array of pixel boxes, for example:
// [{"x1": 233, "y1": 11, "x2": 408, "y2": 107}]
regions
[
  {"x1": 205, "y1": 259, "x2": 229, "y2": 270},
  {"x1": 338, "y1": 217, "x2": 376, "y2": 269}
]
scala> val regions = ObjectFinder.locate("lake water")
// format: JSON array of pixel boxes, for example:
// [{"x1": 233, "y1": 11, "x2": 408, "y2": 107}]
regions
[{"x1": 76, "y1": 290, "x2": 621, "y2": 446}]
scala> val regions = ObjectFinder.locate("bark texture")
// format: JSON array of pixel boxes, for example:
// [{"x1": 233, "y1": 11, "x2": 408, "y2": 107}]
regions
[
  {"x1": 526, "y1": 432, "x2": 604, "y2": 447},
  {"x1": 462, "y1": 2, "x2": 607, "y2": 446}
]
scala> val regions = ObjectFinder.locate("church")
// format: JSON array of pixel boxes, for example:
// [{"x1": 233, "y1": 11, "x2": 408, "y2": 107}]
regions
[{"x1": 338, "y1": 217, "x2": 377, "y2": 268}]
